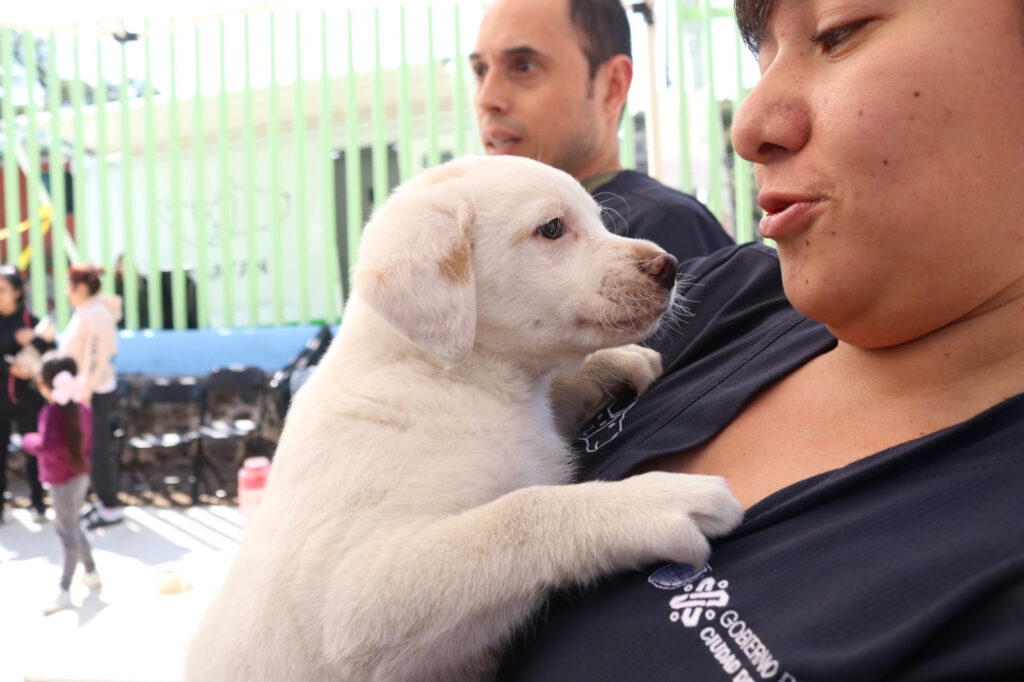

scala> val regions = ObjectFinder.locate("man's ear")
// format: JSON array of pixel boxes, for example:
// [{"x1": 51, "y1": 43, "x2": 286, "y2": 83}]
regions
[
  {"x1": 352, "y1": 181, "x2": 477, "y2": 365},
  {"x1": 599, "y1": 54, "x2": 633, "y2": 119}
]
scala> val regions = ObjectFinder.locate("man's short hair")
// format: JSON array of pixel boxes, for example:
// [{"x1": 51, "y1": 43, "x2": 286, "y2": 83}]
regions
[{"x1": 570, "y1": 0, "x2": 632, "y2": 79}]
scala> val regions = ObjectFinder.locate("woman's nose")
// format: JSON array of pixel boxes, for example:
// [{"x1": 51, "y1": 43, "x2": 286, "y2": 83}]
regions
[{"x1": 731, "y1": 61, "x2": 812, "y2": 165}]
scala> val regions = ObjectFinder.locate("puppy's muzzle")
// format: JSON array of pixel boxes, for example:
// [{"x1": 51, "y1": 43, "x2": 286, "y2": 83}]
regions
[{"x1": 641, "y1": 253, "x2": 678, "y2": 290}]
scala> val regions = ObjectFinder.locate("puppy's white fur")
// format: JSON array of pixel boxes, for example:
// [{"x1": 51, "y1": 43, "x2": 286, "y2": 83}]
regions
[{"x1": 186, "y1": 156, "x2": 742, "y2": 681}]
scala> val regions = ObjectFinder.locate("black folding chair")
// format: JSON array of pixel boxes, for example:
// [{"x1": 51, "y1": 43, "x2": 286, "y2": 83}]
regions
[
  {"x1": 199, "y1": 365, "x2": 269, "y2": 458},
  {"x1": 123, "y1": 377, "x2": 209, "y2": 504}
]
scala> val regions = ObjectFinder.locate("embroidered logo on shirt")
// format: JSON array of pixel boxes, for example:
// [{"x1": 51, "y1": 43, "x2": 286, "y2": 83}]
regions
[
  {"x1": 668, "y1": 575, "x2": 731, "y2": 627},
  {"x1": 576, "y1": 396, "x2": 637, "y2": 452},
  {"x1": 650, "y1": 566, "x2": 798, "y2": 681},
  {"x1": 648, "y1": 562, "x2": 711, "y2": 590}
]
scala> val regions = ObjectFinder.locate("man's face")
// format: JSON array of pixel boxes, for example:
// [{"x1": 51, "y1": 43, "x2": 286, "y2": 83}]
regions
[{"x1": 470, "y1": 0, "x2": 605, "y2": 179}]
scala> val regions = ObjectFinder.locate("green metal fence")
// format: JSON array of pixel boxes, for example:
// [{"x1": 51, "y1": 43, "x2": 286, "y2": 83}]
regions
[{"x1": 0, "y1": 0, "x2": 758, "y2": 332}]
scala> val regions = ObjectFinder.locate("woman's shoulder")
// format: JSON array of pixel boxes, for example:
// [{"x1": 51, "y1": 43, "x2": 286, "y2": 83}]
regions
[
  {"x1": 677, "y1": 242, "x2": 780, "y2": 286},
  {"x1": 646, "y1": 243, "x2": 794, "y2": 362}
]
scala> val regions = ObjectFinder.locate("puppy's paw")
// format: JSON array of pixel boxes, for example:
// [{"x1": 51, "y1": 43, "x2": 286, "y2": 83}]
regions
[
  {"x1": 583, "y1": 344, "x2": 662, "y2": 397},
  {"x1": 618, "y1": 471, "x2": 744, "y2": 568},
  {"x1": 549, "y1": 345, "x2": 663, "y2": 439}
]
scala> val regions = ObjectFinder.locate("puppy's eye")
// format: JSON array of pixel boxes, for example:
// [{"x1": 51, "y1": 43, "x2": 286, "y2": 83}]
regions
[{"x1": 536, "y1": 217, "x2": 564, "y2": 240}]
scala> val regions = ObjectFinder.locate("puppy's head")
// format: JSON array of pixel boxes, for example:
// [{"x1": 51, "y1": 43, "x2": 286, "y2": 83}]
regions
[{"x1": 354, "y1": 156, "x2": 676, "y2": 370}]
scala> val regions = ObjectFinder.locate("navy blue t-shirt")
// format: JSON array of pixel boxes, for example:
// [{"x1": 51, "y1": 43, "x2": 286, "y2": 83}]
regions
[
  {"x1": 499, "y1": 244, "x2": 1024, "y2": 681},
  {"x1": 593, "y1": 170, "x2": 734, "y2": 263}
]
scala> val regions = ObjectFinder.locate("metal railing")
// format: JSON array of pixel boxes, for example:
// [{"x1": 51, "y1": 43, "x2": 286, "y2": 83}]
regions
[{"x1": 0, "y1": 0, "x2": 758, "y2": 331}]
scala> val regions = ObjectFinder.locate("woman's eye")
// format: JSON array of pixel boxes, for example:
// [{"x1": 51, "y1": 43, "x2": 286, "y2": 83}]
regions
[
  {"x1": 811, "y1": 19, "x2": 871, "y2": 54},
  {"x1": 536, "y1": 217, "x2": 564, "y2": 240}
]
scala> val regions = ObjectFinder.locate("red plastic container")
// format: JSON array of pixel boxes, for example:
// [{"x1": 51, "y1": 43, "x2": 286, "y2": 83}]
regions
[{"x1": 238, "y1": 456, "x2": 271, "y2": 523}]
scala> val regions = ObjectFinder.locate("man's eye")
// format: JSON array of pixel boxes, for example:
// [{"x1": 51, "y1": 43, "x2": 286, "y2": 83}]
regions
[
  {"x1": 811, "y1": 19, "x2": 871, "y2": 54},
  {"x1": 513, "y1": 58, "x2": 535, "y2": 74},
  {"x1": 537, "y1": 218, "x2": 564, "y2": 239}
]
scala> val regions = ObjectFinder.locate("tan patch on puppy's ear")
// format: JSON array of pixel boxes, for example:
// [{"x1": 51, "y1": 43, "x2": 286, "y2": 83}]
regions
[
  {"x1": 354, "y1": 170, "x2": 477, "y2": 364},
  {"x1": 438, "y1": 239, "x2": 471, "y2": 285}
]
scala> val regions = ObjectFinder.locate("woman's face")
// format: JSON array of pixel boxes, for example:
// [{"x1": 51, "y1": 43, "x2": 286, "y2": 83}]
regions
[
  {"x1": 67, "y1": 280, "x2": 90, "y2": 308},
  {"x1": 0, "y1": 278, "x2": 22, "y2": 315},
  {"x1": 731, "y1": 0, "x2": 1024, "y2": 348}
]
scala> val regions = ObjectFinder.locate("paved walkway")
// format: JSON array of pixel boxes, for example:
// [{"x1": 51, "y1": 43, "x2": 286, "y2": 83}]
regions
[{"x1": 0, "y1": 505, "x2": 243, "y2": 682}]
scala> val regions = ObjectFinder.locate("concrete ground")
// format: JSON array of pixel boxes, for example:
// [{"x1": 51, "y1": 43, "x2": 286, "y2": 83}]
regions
[{"x1": 0, "y1": 505, "x2": 243, "y2": 682}]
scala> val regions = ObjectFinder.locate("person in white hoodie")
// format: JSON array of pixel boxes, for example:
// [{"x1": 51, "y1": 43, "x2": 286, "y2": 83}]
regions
[{"x1": 61, "y1": 264, "x2": 123, "y2": 526}]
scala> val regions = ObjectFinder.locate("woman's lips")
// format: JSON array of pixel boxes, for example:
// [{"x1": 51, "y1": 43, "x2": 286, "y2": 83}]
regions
[{"x1": 758, "y1": 198, "x2": 822, "y2": 240}]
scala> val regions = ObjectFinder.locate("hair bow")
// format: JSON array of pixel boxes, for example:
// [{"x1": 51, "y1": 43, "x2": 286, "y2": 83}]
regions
[{"x1": 51, "y1": 371, "x2": 86, "y2": 406}]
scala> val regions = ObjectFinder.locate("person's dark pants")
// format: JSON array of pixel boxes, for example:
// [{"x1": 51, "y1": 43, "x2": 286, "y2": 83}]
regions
[
  {"x1": 89, "y1": 390, "x2": 120, "y2": 508},
  {"x1": 0, "y1": 387, "x2": 47, "y2": 513}
]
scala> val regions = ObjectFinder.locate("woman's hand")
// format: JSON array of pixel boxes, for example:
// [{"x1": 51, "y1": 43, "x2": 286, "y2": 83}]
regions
[
  {"x1": 14, "y1": 328, "x2": 34, "y2": 346},
  {"x1": 9, "y1": 362, "x2": 35, "y2": 380}
]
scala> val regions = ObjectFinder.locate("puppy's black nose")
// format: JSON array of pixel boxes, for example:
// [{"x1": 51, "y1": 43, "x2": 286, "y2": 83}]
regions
[{"x1": 642, "y1": 253, "x2": 678, "y2": 290}]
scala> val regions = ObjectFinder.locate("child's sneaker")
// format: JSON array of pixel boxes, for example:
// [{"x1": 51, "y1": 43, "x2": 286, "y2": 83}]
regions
[
  {"x1": 82, "y1": 570, "x2": 102, "y2": 589},
  {"x1": 32, "y1": 508, "x2": 48, "y2": 524},
  {"x1": 42, "y1": 590, "x2": 72, "y2": 616}
]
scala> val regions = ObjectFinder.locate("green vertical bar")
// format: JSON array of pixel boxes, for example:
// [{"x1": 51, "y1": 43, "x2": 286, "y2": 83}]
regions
[
  {"x1": 144, "y1": 21, "x2": 163, "y2": 329},
  {"x1": 619, "y1": 103, "x2": 636, "y2": 170},
  {"x1": 244, "y1": 13, "x2": 258, "y2": 325},
  {"x1": 71, "y1": 31, "x2": 88, "y2": 264},
  {"x1": 676, "y1": 0, "x2": 693, "y2": 193},
  {"x1": 119, "y1": 40, "x2": 139, "y2": 329},
  {"x1": 700, "y1": 0, "x2": 724, "y2": 220},
  {"x1": 371, "y1": 7, "x2": 387, "y2": 210},
  {"x1": 169, "y1": 23, "x2": 186, "y2": 329},
  {"x1": 344, "y1": 8, "x2": 361, "y2": 273},
  {"x1": 23, "y1": 32, "x2": 46, "y2": 314},
  {"x1": 398, "y1": 7, "x2": 413, "y2": 182},
  {"x1": 269, "y1": 11, "x2": 284, "y2": 325},
  {"x1": 425, "y1": 7, "x2": 440, "y2": 166},
  {"x1": 321, "y1": 10, "x2": 340, "y2": 314},
  {"x1": 732, "y1": 26, "x2": 754, "y2": 243},
  {"x1": 452, "y1": 6, "x2": 467, "y2": 157},
  {"x1": 194, "y1": 24, "x2": 209, "y2": 328},
  {"x1": 95, "y1": 33, "x2": 112, "y2": 292},
  {"x1": 2, "y1": 30, "x2": 20, "y2": 267},
  {"x1": 218, "y1": 18, "x2": 233, "y2": 327},
  {"x1": 47, "y1": 34, "x2": 70, "y2": 327},
  {"x1": 295, "y1": 10, "x2": 310, "y2": 324}
]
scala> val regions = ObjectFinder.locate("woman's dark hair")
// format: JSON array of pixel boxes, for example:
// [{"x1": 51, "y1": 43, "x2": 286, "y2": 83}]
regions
[
  {"x1": 38, "y1": 352, "x2": 86, "y2": 473},
  {"x1": 0, "y1": 264, "x2": 25, "y2": 307},
  {"x1": 735, "y1": 0, "x2": 772, "y2": 54},
  {"x1": 68, "y1": 263, "x2": 103, "y2": 296},
  {"x1": 569, "y1": 0, "x2": 632, "y2": 79}
]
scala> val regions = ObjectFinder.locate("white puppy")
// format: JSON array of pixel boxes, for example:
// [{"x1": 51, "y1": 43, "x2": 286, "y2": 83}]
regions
[{"x1": 187, "y1": 156, "x2": 742, "y2": 681}]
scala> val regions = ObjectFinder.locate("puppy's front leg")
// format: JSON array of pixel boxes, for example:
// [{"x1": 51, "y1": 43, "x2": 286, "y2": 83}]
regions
[
  {"x1": 323, "y1": 471, "x2": 742, "y2": 680},
  {"x1": 549, "y1": 344, "x2": 662, "y2": 439}
]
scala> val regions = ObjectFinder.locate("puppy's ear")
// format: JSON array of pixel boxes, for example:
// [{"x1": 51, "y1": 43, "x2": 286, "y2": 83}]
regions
[{"x1": 354, "y1": 187, "x2": 476, "y2": 364}]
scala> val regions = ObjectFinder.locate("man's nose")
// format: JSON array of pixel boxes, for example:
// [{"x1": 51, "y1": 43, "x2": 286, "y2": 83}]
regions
[{"x1": 474, "y1": 70, "x2": 510, "y2": 114}]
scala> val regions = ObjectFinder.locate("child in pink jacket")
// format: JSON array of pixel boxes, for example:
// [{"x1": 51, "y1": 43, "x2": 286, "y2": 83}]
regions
[{"x1": 22, "y1": 353, "x2": 98, "y2": 615}]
